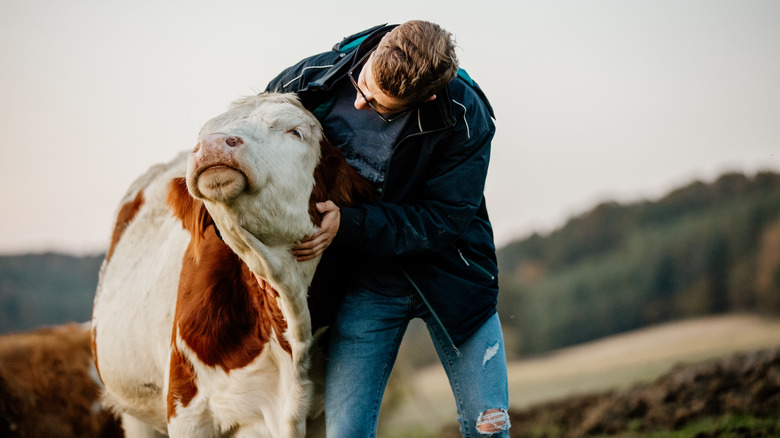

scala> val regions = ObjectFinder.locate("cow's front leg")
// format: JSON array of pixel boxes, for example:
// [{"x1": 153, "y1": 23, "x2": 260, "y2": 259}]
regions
[
  {"x1": 166, "y1": 345, "x2": 216, "y2": 437},
  {"x1": 121, "y1": 414, "x2": 168, "y2": 438},
  {"x1": 167, "y1": 400, "x2": 218, "y2": 438},
  {"x1": 232, "y1": 418, "x2": 306, "y2": 438}
]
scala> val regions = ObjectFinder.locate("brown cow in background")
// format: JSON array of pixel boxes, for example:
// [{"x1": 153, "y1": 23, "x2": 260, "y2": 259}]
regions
[{"x1": 0, "y1": 323, "x2": 121, "y2": 437}]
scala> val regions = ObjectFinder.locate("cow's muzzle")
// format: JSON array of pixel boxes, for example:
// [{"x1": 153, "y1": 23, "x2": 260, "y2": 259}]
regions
[{"x1": 191, "y1": 134, "x2": 248, "y2": 202}]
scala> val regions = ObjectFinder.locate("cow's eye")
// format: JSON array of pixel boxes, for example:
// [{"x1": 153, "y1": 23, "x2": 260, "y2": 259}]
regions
[{"x1": 287, "y1": 128, "x2": 303, "y2": 140}]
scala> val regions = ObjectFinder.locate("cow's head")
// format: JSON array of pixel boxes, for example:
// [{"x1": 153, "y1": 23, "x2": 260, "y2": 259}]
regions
[{"x1": 187, "y1": 93, "x2": 324, "y2": 244}]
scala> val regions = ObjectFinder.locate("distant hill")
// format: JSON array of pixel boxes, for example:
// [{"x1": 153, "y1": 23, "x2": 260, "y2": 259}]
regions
[
  {"x1": 496, "y1": 171, "x2": 780, "y2": 356},
  {"x1": 2, "y1": 171, "x2": 780, "y2": 360},
  {"x1": 0, "y1": 253, "x2": 103, "y2": 333}
]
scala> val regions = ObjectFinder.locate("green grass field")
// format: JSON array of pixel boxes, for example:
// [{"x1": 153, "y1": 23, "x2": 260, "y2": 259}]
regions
[{"x1": 598, "y1": 411, "x2": 780, "y2": 438}]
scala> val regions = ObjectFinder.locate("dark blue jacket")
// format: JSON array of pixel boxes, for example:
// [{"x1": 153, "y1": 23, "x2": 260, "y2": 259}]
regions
[{"x1": 265, "y1": 24, "x2": 498, "y2": 349}]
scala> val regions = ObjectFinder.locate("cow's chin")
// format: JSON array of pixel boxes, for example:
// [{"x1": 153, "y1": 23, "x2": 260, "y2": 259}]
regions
[{"x1": 195, "y1": 165, "x2": 247, "y2": 202}]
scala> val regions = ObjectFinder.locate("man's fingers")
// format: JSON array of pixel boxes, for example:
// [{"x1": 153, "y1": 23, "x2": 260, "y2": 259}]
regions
[
  {"x1": 316, "y1": 201, "x2": 337, "y2": 213},
  {"x1": 292, "y1": 235, "x2": 326, "y2": 259},
  {"x1": 292, "y1": 200, "x2": 340, "y2": 262},
  {"x1": 294, "y1": 233, "x2": 323, "y2": 251},
  {"x1": 293, "y1": 244, "x2": 324, "y2": 261},
  {"x1": 295, "y1": 253, "x2": 318, "y2": 262}
]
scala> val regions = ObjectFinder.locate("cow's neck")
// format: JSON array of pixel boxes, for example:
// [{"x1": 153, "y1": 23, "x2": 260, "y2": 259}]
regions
[
  {"x1": 175, "y1": 229, "x2": 293, "y2": 371},
  {"x1": 205, "y1": 203, "x2": 316, "y2": 351}
]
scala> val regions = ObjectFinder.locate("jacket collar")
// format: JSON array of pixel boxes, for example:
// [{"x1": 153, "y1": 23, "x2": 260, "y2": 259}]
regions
[
  {"x1": 311, "y1": 24, "x2": 397, "y2": 93},
  {"x1": 411, "y1": 85, "x2": 456, "y2": 134}
]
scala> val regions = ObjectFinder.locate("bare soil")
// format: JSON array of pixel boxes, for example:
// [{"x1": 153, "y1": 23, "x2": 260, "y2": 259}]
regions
[{"x1": 463, "y1": 347, "x2": 780, "y2": 437}]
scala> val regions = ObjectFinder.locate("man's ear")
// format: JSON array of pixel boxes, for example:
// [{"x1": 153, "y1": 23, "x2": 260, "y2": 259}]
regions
[{"x1": 425, "y1": 94, "x2": 437, "y2": 102}]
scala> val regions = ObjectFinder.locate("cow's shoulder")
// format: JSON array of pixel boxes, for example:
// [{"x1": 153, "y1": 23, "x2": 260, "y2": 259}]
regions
[{"x1": 106, "y1": 152, "x2": 188, "y2": 262}]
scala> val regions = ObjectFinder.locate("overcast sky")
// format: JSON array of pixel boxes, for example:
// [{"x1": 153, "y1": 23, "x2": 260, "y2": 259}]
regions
[{"x1": 1, "y1": 0, "x2": 778, "y2": 255}]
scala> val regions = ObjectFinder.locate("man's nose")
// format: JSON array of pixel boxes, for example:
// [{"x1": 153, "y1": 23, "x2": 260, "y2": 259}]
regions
[{"x1": 354, "y1": 92, "x2": 370, "y2": 111}]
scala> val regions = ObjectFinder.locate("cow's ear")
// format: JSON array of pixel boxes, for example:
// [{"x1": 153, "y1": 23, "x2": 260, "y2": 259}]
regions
[
  {"x1": 309, "y1": 137, "x2": 377, "y2": 225},
  {"x1": 167, "y1": 177, "x2": 214, "y2": 237}
]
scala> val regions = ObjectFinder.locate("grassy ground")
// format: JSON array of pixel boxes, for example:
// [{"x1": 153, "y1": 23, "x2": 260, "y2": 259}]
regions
[
  {"x1": 376, "y1": 314, "x2": 780, "y2": 437},
  {"x1": 512, "y1": 412, "x2": 780, "y2": 438},
  {"x1": 594, "y1": 411, "x2": 780, "y2": 438}
]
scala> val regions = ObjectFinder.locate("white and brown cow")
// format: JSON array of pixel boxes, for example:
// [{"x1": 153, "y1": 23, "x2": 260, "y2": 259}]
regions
[{"x1": 91, "y1": 93, "x2": 374, "y2": 437}]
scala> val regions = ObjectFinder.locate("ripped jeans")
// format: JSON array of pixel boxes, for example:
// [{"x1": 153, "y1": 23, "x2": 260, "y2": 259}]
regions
[{"x1": 324, "y1": 287, "x2": 510, "y2": 437}]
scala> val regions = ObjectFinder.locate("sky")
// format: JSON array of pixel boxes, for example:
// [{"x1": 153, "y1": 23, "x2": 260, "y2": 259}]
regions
[{"x1": 1, "y1": 0, "x2": 778, "y2": 255}]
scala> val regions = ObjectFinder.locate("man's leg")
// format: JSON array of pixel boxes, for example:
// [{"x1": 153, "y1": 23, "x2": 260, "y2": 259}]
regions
[
  {"x1": 324, "y1": 288, "x2": 411, "y2": 438},
  {"x1": 426, "y1": 312, "x2": 511, "y2": 437}
]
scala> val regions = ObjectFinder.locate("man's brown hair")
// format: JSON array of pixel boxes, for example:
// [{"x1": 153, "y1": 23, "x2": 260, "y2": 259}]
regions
[{"x1": 372, "y1": 20, "x2": 459, "y2": 104}]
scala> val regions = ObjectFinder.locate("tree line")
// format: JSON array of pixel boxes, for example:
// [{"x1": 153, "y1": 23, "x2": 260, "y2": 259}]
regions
[
  {"x1": 2, "y1": 171, "x2": 780, "y2": 362},
  {"x1": 497, "y1": 171, "x2": 780, "y2": 356}
]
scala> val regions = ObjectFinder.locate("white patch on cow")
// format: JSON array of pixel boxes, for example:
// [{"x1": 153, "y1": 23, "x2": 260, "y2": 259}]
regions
[
  {"x1": 168, "y1": 329, "x2": 311, "y2": 437},
  {"x1": 93, "y1": 152, "x2": 190, "y2": 432}
]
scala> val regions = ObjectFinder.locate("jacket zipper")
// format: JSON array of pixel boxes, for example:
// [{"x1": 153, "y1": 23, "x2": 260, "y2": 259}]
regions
[
  {"x1": 376, "y1": 90, "x2": 461, "y2": 354},
  {"x1": 380, "y1": 105, "x2": 455, "y2": 197},
  {"x1": 455, "y1": 246, "x2": 495, "y2": 280},
  {"x1": 400, "y1": 267, "x2": 461, "y2": 357}
]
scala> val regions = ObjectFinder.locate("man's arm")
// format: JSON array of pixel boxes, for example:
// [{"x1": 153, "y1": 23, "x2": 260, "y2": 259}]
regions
[{"x1": 335, "y1": 124, "x2": 494, "y2": 257}]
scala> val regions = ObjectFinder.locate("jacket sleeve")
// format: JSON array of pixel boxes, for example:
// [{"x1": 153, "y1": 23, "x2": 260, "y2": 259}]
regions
[
  {"x1": 264, "y1": 51, "x2": 338, "y2": 94},
  {"x1": 265, "y1": 58, "x2": 310, "y2": 94},
  {"x1": 335, "y1": 112, "x2": 495, "y2": 257},
  {"x1": 266, "y1": 24, "x2": 389, "y2": 94}
]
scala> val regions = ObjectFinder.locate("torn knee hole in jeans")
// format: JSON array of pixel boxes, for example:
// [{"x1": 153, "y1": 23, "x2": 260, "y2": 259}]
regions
[{"x1": 476, "y1": 408, "x2": 510, "y2": 434}]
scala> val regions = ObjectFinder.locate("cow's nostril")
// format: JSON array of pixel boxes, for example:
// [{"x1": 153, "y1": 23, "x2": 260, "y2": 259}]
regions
[{"x1": 226, "y1": 136, "x2": 243, "y2": 147}]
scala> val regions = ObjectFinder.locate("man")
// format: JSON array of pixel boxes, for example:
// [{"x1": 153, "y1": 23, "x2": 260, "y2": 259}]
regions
[{"x1": 266, "y1": 21, "x2": 510, "y2": 437}]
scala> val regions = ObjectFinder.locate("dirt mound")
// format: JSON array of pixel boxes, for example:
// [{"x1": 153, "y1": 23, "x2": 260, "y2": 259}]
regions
[{"x1": 443, "y1": 348, "x2": 780, "y2": 437}]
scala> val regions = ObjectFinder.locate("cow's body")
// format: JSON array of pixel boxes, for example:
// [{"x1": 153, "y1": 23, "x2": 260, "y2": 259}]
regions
[{"x1": 91, "y1": 93, "x2": 373, "y2": 437}]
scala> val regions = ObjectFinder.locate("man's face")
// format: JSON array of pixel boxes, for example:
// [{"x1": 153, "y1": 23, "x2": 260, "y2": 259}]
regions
[{"x1": 352, "y1": 53, "x2": 410, "y2": 117}]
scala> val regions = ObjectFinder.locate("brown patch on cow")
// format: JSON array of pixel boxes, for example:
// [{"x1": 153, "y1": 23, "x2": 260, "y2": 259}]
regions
[
  {"x1": 174, "y1": 231, "x2": 293, "y2": 370},
  {"x1": 249, "y1": 270, "x2": 292, "y2": 356},
  {"x1": 106, "y1": 190, "x2": 145, "y2": 263},
  {"x1": 166, "y1": 178, "x2": 291, "y2": 375},
  {"x1": 167, "y1": 344, "x2": 198, "y2": 422},
  {"x1": 309, "y1": 137, "x2": 377, "y2": 225},
  {"x1": 167, "y1": 177, "x2": 214, "y2": 260}
]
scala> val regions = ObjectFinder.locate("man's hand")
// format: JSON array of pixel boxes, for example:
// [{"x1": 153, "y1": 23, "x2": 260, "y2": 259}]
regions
[{"x1": 292, "y1": 201, "x2": 340, "y2": 262}]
